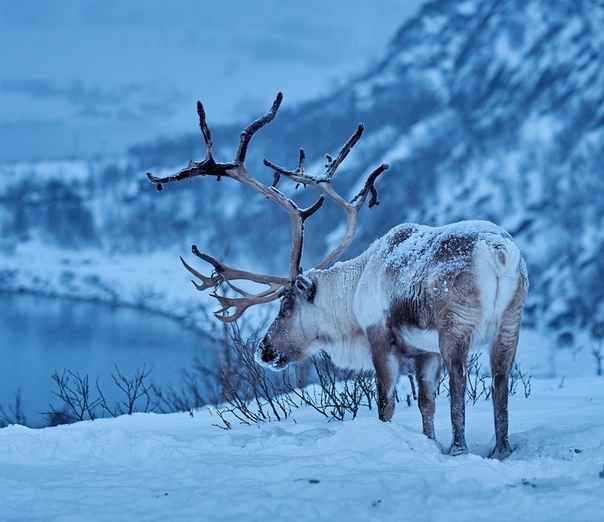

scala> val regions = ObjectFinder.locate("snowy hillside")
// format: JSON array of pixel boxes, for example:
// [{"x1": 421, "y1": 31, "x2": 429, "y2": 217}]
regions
[
  {"x1": 2, "y1": 0, "x2": 603, "y2": 373},
  {"x1": 1, "y1": 377, "x2": 603, "y2": 520}
]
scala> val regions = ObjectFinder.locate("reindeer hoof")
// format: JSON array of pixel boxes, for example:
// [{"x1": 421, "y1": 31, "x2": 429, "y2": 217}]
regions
[
  {"x1": 378, "y1": 400, "x2": 395, "y2": 422},
  {"x1": 490, "y1": 443, "x2": 512, "y2": 460},
  {"x1": 448, "y1": 443, "x2": 469, "y2": 456}
]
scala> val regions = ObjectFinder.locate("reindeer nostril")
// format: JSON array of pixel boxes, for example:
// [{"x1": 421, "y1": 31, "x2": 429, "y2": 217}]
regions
[
  {"x1": 256, "y1": 338, "x2": 290, "y2": 371},
  {"x1": 261, "y1": 344, "x2": 278, "y2": 362}
]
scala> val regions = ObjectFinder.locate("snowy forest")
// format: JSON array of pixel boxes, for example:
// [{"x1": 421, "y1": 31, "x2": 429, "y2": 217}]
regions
[{"x1": 1, "y1": 0, "x2": 604, "y2": 520}]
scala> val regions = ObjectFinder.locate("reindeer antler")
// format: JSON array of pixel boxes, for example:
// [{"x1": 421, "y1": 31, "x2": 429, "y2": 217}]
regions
[
  {"x1": 147, "y1": 93, "x2": 389, "y2": 322},
  {"x1": 264, "y1": 122, "x2": 389, "y2": 269}
]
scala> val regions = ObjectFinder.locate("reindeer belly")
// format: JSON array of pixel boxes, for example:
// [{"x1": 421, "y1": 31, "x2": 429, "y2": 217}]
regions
[
  {"x1": 400, "y1": 327, "x2": 440, "y2": 353},
  {"x1": 400, "y1": 318, "x2": 502, "y2": 355}
]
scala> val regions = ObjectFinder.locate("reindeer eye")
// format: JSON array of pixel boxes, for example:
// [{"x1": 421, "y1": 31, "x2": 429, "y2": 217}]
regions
[{"x1": 281, "y1": 297, "x2": 294, "y2": 314}]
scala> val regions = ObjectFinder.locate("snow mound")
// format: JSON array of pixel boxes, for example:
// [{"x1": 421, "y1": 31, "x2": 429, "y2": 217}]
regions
[{"x1": 1, "y1": 377, "x2": 603, "y2": 520}]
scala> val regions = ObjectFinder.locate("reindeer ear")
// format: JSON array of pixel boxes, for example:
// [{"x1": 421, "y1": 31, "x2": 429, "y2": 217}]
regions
[{"x1": 294, "y1": 274, "x2": 316, "y2": 303}]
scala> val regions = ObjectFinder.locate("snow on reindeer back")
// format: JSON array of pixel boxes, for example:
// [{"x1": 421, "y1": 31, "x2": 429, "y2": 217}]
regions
[{"x1": 374, "y1": 220, "x2": 517, "y2": 293}]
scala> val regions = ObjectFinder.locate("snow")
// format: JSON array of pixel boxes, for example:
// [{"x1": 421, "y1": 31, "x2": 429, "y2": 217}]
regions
[
  {"x1": 457, "y1": 1, "x2": 478, "y2": 16},
  {"x1": 495, "y1": 32, "x2": 523, "y2": 69},
  {"x1": 1, "y1": 377, "x2": 603, "y2": 520},
  {"x1": 0, "y1": 239, "x2": 219, "y2": 334},
  {"x1": 0, "y1": 160, "x2": 92, "y2": 190},
  {"x1": 380, "y1": 111, "x2": 455, "y2": 166},
  {"x1": 376, "y1": 220, "x2": 520, "y2": 290}
]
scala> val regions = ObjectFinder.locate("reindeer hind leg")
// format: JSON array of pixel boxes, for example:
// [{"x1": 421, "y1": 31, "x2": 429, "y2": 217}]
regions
[
  {"x1": 489, "y1": 313, "x2": 523, "y2": 458},
  {"x1": 440, "y1": 331, "x2": 471, "y2": 456},
  {"x1": 489, "y1": 274, "x2": 527, "y2": 459}
]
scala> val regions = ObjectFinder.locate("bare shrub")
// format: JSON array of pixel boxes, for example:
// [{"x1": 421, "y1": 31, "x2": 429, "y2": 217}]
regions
[
  {"x1": 34, "y1": 325, "x2": 532, "y2": 430},
  {"x1": 98, "y1": 365, "x2": 161, "y2": 417},
  {"x1": 44, "y1": 366, "x2": 161, "y2": 426},
  {"x1": 509, "y1": 362, "x2": 532, "y2": 398},
  {"x1": 465, "y1": 352, "x2": 492, "y2": 405},
  {"x1": 158, "y1": 357, "x2": 221, "y2": 415},
  {"x1": 44, "y1": 370, "x2": 103, "y2": 425},
  {"x1": 287, "y1": 353, "x2": 376, "y2": 421},
  {"x1": 0, "y1": 390, "x2": 27, "y2": 427},
  {"x1": 438, "y1": 352, "x2": 531, "y2": 402},
  {"x1": 212, "y1": 325, "x2": 381, "y2": 428},
  {"x1": 212, "y1": 324, "x2": 297, "y2": 429}
]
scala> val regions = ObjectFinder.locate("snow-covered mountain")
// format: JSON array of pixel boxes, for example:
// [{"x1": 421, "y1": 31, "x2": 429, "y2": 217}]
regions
[{"x1": 2, "y1": 0, "x2": 603, "y2": 354}]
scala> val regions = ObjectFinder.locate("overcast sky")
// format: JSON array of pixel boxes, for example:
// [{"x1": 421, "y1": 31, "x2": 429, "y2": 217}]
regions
[{"x1": 0, "y1": 1, "x2": 427, "y2": 162}]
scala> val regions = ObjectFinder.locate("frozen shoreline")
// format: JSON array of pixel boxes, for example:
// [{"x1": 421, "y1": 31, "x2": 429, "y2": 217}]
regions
[{"x1": 0, "y1": 241, "x2": 216, "y2": 334}]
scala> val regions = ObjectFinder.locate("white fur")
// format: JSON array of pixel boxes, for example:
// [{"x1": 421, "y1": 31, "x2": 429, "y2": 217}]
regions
[
  {"x1": 401, "y1": 327, "x2": 440, "y2": 353},
  {"x1": 302, "y1": 260, "x2": 375, "y2": 370},
  {"x1": 472, "y1": 238, "x2": 521, "y2": 347},
  {"x1": 320, "y1": 336, "x2": 374, "y2": 371}
]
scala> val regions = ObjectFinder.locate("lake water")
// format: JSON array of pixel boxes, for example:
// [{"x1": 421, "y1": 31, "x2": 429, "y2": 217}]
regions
[{"x1": 0, "y1": 293, "x2": 215, "y2": 427}]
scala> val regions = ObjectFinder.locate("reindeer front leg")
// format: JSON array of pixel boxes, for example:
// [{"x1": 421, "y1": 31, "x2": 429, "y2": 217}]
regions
[
  {"x1": 414, "y1": 352, "x2": 441, "y2": 440},
  {"x1": 367, "y1": 326, "x2": 400, "y2": 422}
]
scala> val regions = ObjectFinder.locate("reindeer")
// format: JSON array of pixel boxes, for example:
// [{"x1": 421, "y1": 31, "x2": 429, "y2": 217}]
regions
[{"x1": 147, "y1": 93, "x2": 528, "y2": 459}]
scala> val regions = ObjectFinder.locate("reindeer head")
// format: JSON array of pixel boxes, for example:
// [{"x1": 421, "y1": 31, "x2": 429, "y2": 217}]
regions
[
  {"x1": 256, "y1": 274, "x2": 318, "y2": 370},
  {"x1": 147, "y1": 93, "x2": 388, "y2": 369}
]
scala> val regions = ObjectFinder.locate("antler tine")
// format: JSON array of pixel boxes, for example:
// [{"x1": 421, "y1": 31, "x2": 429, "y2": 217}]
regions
[
  {"x1": 180, "y1": 255, "x2": 222, "y2": 291},
  {"x1": 314, "y1": 161, "x2": 389, "y2": 269},
  {"x1": 351, "y1": 163, "x2": 390, "y2": 209},
  {"x1": 189, "y1": 245, "x2": 289, "y2": 288},
  {"x1": 290, "y1": 194, "x2": 326, "y2": 280},
  {"x1": 325, "y1": 123, "x2": 364, "y2": 179},
  {"x1": 236, "y1": 92, "x2": 283, "y2": 164},
  {"x1": 267, "y1": 186, "x2": 325, "y2": 282},
  {"x1": 181, "y1": 246, "x2": 288, "y2": 321},
  {"x1": 270, "y1": 148, "x2": 306, "y2": 189},
  {"x1": 146, "y1": 93, "x2": 284, "y2": 191},
  {"x1": 211, "y1": 282, "x2": 284, "y2": 323},
  {"x1": 197, "y1": 101, "x2": 214, "y2": 161}
]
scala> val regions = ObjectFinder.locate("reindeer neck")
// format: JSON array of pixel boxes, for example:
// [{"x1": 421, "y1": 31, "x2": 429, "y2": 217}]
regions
[{"x1": 305, "y1": 250, "x2": 370, "y2": 324}]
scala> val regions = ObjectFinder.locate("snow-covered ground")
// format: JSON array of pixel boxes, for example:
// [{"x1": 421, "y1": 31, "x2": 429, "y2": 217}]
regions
[{"x1": 1, "y1": 376, "x2": 603, "y2": 521}]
